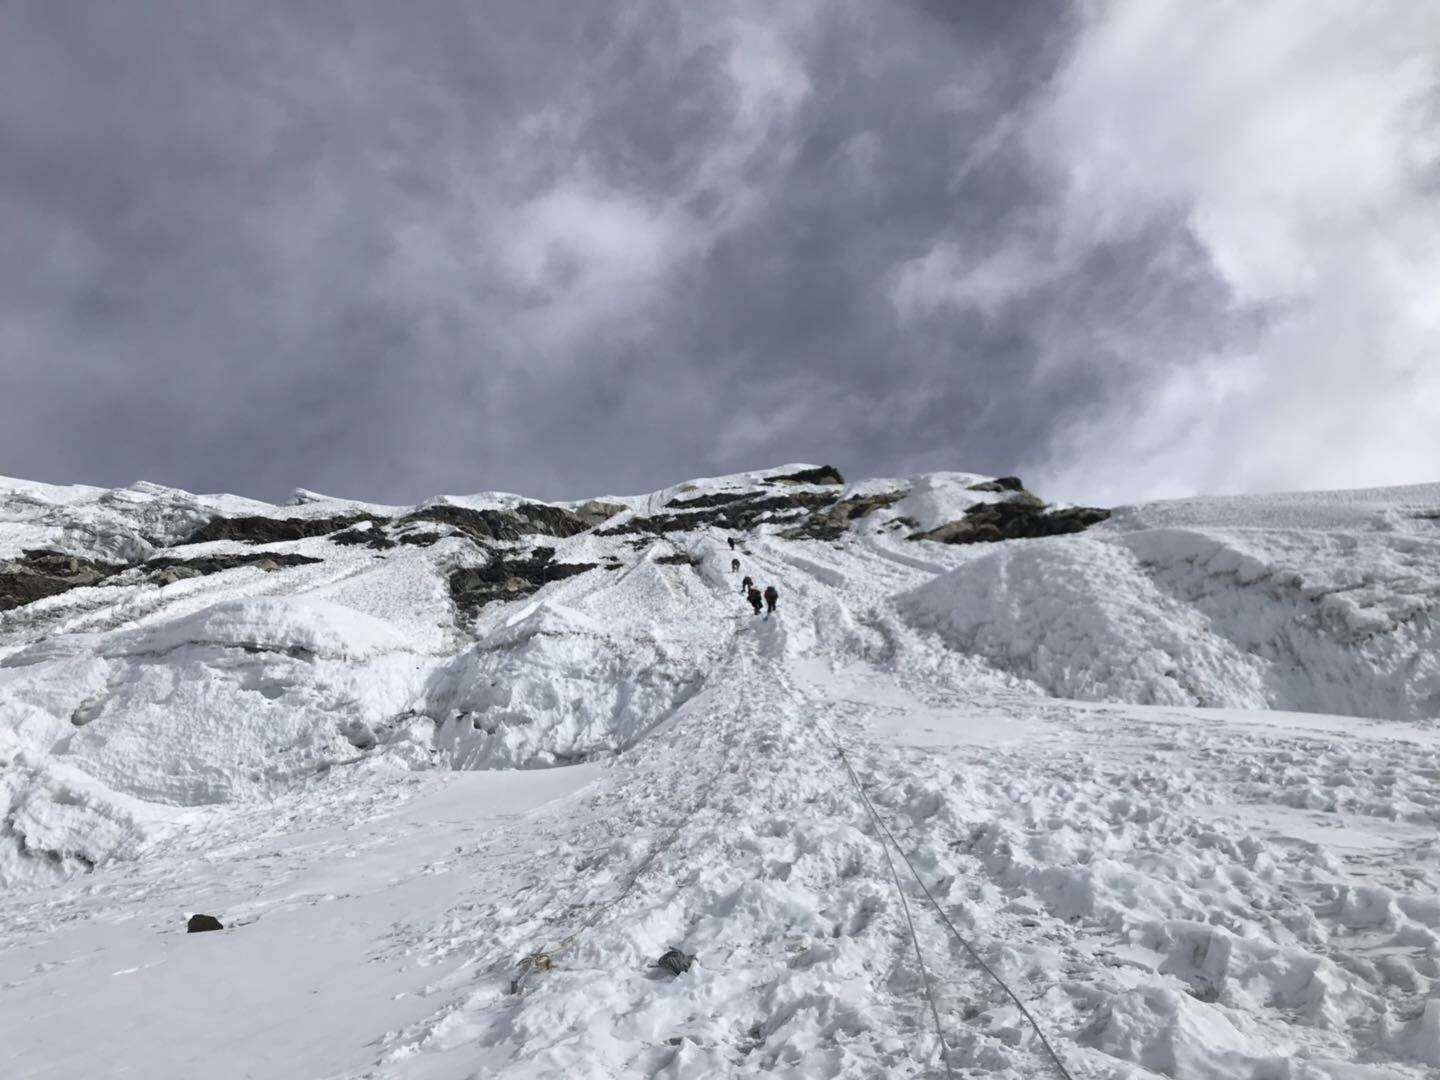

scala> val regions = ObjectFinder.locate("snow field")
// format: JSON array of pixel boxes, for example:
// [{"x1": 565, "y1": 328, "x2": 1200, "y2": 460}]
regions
[{"x1": 1, "y1": 467, "x2": 1438, "y2": 1078}]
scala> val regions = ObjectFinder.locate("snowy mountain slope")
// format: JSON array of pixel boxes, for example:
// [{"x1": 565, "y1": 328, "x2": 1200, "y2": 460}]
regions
[
  {"x1": 1, "y1": 465, "x2": 1438, "y2": 1078},
  {"x1": 899, "y1": 483, "x2": 1440, "y2": 721}
]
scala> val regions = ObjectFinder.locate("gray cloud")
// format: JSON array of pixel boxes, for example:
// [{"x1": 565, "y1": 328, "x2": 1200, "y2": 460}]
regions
[{"x1": 2, "y1": 1, "x2": 1431, "y2": 505}]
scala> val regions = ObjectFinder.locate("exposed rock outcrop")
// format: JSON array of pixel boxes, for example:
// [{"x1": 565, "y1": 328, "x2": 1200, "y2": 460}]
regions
[
  {"x1": 764, "y1": 465, "x2": 845, "y2": 486},
  {"x1": 401, "y1": 503, "x2": 591, "y2": 544},
  {"x1": 0, "y1": 550, "x2": 125, "y2": 611},
  {"x1": 665, "y1": 491, "x2": 748, "y2": 510},
  {"x1": 779, "y1": 491, "x2": 905, "y2": 541},
  {"x1": 967, "y1": 476, "x2": 1025, "y2": 493},
  {"x1": 912, "y1": 496, "x2": 1110, "y2": 544},
  {"x1": 330, "y1": 523, "x2": 397, "y2": 550},
  {"x1": 143, "y1": 551, "x2": 324, "y2": 580},
  {"x1": 184, "y1": 513, "x2": 383, "y2": 546},
  {"x1": 655, "y1": 948, "x2": 696, "y2": 975},
  {"x1": 573, "y1": 500, "x2": 625, "y2": 528},
  {"x1": 449, "y1": 547, "x2": 597, "y2": 616},
  {"x1": 600, "y1": 491, "x2": 837, "y2": 537}
]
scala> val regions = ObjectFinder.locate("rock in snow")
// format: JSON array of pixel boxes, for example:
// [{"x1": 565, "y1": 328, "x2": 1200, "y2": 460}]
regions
[
  {"x1": 0, "y1": 464, "x2": 1438, "y2": 1079},
  {"x1": 654, "y1": 948, "x2": 696, "y2": 976},
  {"x1": 186, "y1": 913, "x2": 224, "y2": 933}
]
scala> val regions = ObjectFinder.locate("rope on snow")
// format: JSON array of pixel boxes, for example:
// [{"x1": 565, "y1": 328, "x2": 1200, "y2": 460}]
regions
[{"x1": 828, "y1": 736, "x2": 1076, "y2": 1080}]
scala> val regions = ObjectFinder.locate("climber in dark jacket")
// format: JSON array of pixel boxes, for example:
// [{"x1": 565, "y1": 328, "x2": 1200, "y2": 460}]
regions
[
  {"x1": 747, "y1": 587, "x2": 763, "y2": 615},
  {"x1": 763, "y1": 584, "x2": 779, "y2": 616},
  {"x1": 731, "y1": 557, "x2": 740, "y2": 573},
  {"x1": 728, "y1": 537, "x2": 736, "y2": 551},
  {"x1": 741, "y1": 575, "x2": 753, "y2": 595}
]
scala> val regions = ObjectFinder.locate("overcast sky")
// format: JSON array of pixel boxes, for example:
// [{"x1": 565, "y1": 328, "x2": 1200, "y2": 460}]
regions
[{"x1": 3, "y1": 1, "x2": 1437, "y2": 505}]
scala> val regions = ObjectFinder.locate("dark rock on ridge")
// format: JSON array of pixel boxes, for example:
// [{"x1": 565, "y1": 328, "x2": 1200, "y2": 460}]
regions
[
  {"x1": 0, "y1": 550, "x2": 125, "y2": 611},
  {"x1": 666, "y1": 491, "x2": 748, "y2": 510},
  {"x1": 764, "y1": 465, "x2": 845, "y2": 486},
  {"x1": 184, "y1": 513, "x2": 383, "y2": 546},
  {"x1": 145, "y1": 552, "x2": 323, "y2": 579},
  {"x1": 398, "y1": 531, "x2": 446, "y2": 547},
  {"x1": 331, "y1": 524, "x2": 397, "y2": 550},
  {"x1": 573, "y1": 500, "x2": 625, "y2": 528},
  {"x1": 186, "y1": 914, "x2": 224, "y2": 933},
  {"x1": 779, "y1": 491, "x2": 906, "y2": 541},
  {"x1": 2, "y1": 542, "x2": 327, "y2": 611},
  {"x1": 401, "y1": 502, "x2": 591, "y2": 544},
  {"x1": 600, "y1": 490, "x2": 837, "y2": 537},
  {"x1": 967, "y1": 476, "x2": 1025, "y2": 493},
  {"x1": 449, "y1": 547, "x2": 597, "y2": 616},
  {"x1": 912, "y1": 497, "x2": 1110, "y2": 544}
]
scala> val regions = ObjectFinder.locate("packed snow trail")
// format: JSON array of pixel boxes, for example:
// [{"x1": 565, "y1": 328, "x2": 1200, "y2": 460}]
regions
[
  {"x1": 320, "y1": 627, "x2": 1439, "y2": 1079},
  {"x1": 364, "y1": 625, "x2": 997, "y2": 1078}
]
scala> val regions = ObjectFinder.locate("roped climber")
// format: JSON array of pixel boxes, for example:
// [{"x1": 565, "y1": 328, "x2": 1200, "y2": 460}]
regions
[
  {"x1": 731, "y1": 557, "x2": 741, "y2": 573},
  {"x1": 746, "y1": 586, "x2": 763, "y2": 615},
  {"x1": 764, "y1": 584, "x2": 779, "y2": 616},
  {"x1": 741, "y1": 574, "x2": 753, "y2": 595}
]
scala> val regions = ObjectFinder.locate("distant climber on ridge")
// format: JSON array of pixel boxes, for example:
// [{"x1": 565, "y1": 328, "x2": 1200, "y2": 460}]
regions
[
  {"x1": 764, "y1": 584, "x2": 779, "y2": 616},
  {"x1": 741, "y1": 574, "x2": 753, "y2": 595},
  {"x1": 731, "y1": 557, "x2": 740, "y2": 573},
  {"x1": 747, "y1": 586, "x2": 763, "y2": 615},
  {"x1": 727, "y1": 537, "x2": 736, "y2": 551}
]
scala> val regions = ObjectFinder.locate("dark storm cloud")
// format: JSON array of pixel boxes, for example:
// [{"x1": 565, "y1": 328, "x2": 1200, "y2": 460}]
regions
[{"x1": 6, "y1": 1, "x2": 1430, "y2": 504}]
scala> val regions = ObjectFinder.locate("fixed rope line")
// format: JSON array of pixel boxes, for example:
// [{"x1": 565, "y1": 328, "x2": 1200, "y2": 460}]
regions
[
  {"x1": 830, "y1": 739, "x2": 1076, "y2": 1080},
  {"x1": 839, "y1": 746, "x2": 956, "y2": 1079}
]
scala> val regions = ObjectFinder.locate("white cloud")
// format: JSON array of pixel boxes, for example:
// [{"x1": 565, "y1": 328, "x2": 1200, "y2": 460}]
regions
[
  {"x1": 377, "y1": 4, "x2": 821, "y2": 369},
  {"x1": 1027, "y1": 0, "x2": 1440, "y2": 501},
  {"x1": 889, "y1": 235, "x2": 1056, "y2": 323}
]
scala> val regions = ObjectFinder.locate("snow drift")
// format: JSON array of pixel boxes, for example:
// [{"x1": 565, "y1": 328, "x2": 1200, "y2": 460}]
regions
[{"x1": 899, "y1": 482, "x2": 1440, "y2": 720}]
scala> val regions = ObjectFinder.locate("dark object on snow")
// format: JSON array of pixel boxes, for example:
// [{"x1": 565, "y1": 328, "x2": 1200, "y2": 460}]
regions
[
  {"x1": 145, "y1": 551, "x2": 323, "y2": 578},
  {"x1": 747, "y1": 587, "x2": 763, "y2": 615},
  {"x1": 731, "y1": 558, "x2": 740, "y2": 572},
  {"x1": 776, "y1": 490, "x2": 905, "y2": 541},
  {"x1": 967, "y1": 476, "x2": 1025, "y2": 493},
  {"x1": 763, "y1": 585, "x2": 778, "y2": 615},
  {"x1": 741, "y1": 575, "x2": 753, "y2": 594},
  {"x1": 448, "y1": 547, "x2": 597, "y2": 616},
  {"x1": 911, "y1": 498, "x2": 1110, "y2": 545},
  {"x1": 401, "y1": 502, "x2": 592, "y2": 544},
  {"x1": 331, "y1": 524, "x2": 397, "y2": 550},
  {"x1": 187, "y1": 914, "x2": 224, "y2": 933},
  {"x1": 727, "y1": 537, "x2": 736, "y2": 550},
  {"x1": 0, "y1": 549, "x2": 125, "y2": 612},
  {"x1": 184, "y1": 513, "x2": 384, "y2": 546},
  {"x1": 600, "y1": 489, "x2": 833, "y2": 538},
  {"x1": 764, "y1": 465, "x2": 844, "y2": 486},
  {"x1": 655, "y1": 551, "x2": 698, "y2": 566},
  {"x1": 655, "y1": 948, "x2": 696, "y2": 976}
]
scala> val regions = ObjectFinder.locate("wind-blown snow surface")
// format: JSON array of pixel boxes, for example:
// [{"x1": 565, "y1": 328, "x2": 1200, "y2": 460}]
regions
[{"x1": 1, "y1": 468, "x2": 1438, "y2": 1079}]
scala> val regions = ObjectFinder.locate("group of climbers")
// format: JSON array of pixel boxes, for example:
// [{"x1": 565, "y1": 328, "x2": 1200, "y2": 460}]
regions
[{"x1": 730, "y1": 544, "x2": 778, "y2": 617}]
